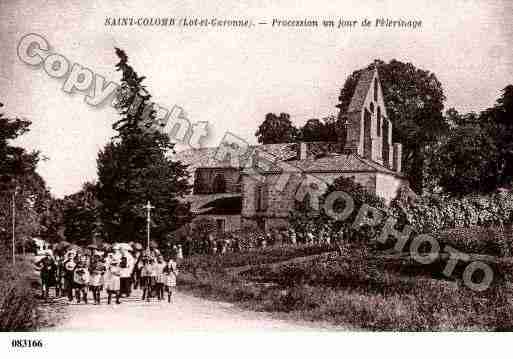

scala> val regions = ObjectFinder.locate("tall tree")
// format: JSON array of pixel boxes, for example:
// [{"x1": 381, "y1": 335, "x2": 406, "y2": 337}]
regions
[
  {"x1": 0, "y1": 102, "x2": 49, "y2": 254},
  {"x1": 96, "y1": 49, "x2": 192, "y2": 246},
  {"x1": 427, "y1": 121, "x2": 498, "y2": 195},
  {"x1": 427, "y1": 85, "x2": 513, "y2": 195},
  {"x1": 61, "y1": 182, "x2": 101, "y2": 246},
  {"x1": 300, "y1": 119, "x2": 324, "y2": 142},
  {"x1": 39, "y1": 197, "x2": 66, "y2": 244},
  {"x1": 337, "y1": 60, "x2": 448, "y2": 194},
  {"x1": 255, "y1": 112, "x2": 299, "y2": 144},
  {"x1": 484, "y1": 85, "x2": 513, "y2": 188},
  {"x1": 0, "y1": 103, "x2": 39, "y2": 192}
]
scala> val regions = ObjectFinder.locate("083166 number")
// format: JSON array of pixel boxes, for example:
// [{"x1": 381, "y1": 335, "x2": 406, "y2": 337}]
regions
[{"x1": 11, "y1": 339, "x2": 43, "y2": 348}]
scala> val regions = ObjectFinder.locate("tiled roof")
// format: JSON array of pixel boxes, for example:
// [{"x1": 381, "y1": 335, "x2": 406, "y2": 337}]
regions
[
  {"x1": 172, "y1": 143, "x2": 298, "y2": 172},
  {"x1": 171, "y1": 147, "x2": 218, "y2": 173},
  {"x1": 347, "y1": 68, "x2": 375, "y2": 113},
  {"x1": 254, "y1": 143, "x2": 298, "y2": 162},
  {"x1": 285, "y1": 152, "x2": 400, "y2": 176},
  {"x1": 174, "y1": 144, "x2": 402, "y2": 177}
]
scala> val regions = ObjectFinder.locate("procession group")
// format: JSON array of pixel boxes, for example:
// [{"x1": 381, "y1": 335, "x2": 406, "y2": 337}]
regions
[
  {"x1": 35, "y1": 245, "x2": 179, "y2": 304},
  {"x1": 34, "y1": 223, "x2": 339, "y2": 305}
]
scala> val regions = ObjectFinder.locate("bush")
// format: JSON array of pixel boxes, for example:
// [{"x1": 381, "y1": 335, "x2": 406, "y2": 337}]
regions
[
  {"x1": 0, "y1": 259, "x2": 44, "y2": 331},
  {"x1": 434, "y1": 225, "x2": 513, "y2": 257},
  {"x1": 290, "y1": 176, "x2": 389, "y2": 250},
  {"x1": 390, "y1": 192, "x2": 513, "y2": 234}
]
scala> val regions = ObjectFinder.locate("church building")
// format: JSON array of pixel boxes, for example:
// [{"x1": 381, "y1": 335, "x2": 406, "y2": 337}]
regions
[{"x1": 174, "y1": 66, "x2": 410, "y2": 234}]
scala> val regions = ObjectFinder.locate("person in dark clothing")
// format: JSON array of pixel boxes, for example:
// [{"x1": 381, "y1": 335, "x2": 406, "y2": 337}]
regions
[
  {"x1": 63, "y1": 252, "x2": 77, "y2": 301},
  {"x1": 89, "y1": 259, "x2": 105, "y2": 305},
  {"x1": 53, "y1": 255, "x2": 64, "y2": 297},
  {"x1": 131, "y1": 252, "x2": 142, "y2": 290},
  {"x1": 119, "y1": 255, "x2": 131, "y2": 297},
  {"x1": 37, "y1": 253, "x2": 57, "y2": 299},
  {"x1": 73, "y1": 258, "x2": 90, "y2": 304}
]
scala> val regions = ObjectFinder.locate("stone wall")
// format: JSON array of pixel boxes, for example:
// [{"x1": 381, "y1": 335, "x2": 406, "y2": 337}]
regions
[
  {"x1": 375, "y1": 172, "x2": 408, "y2": 205},
  {"x1": 241, "y1": 170, "x2": 377, "y2": 230}
]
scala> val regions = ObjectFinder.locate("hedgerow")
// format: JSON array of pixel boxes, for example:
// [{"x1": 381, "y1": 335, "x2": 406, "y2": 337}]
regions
[{"x1": 390, "y1": 191, "x2": 513, "y2": 234}]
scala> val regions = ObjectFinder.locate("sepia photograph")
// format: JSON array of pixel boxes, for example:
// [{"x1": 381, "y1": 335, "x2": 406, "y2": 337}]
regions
[{"x1": 0, "y1": 0, "x2": 512, "y2": 356}]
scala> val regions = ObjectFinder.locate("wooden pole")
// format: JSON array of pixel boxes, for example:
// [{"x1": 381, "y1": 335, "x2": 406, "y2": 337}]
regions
[{"x1": 12, "y1": 191, "x2": 16, "y2": 266}]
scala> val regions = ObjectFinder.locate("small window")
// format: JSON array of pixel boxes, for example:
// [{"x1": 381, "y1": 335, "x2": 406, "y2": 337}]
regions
[
  {"x1": 194, "y1": 170, "x2": 209, "y2": 194},
  {"x1": 216, "y1": 219, "x2": 225, "y2": 234},
  {"x1": 255, "y1": 184, "x2": 262, "y2": 211},
  {"x1": 369, "y1": 102, "x2": 374, "y2": 113},
  {"x1": 256, "y1": 218, "x2": 265, "y2": 231},
  {"x1": 374, "y1": 78, "x2": 378, "y2": 102},
  {"x1": 213, "y1": 174, "x2": 226, "y2": 193}
]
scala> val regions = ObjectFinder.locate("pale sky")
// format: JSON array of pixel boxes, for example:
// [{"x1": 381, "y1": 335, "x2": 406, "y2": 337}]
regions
[{"x1": 0, "y1": 0, "x2": 511, "y2": 198}]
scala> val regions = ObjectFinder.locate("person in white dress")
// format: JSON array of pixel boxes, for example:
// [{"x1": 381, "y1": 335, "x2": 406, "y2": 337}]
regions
[
  {"x1": 289, "y1": 229, "x2": 297, "y2": 245},
  {"x1": 155, "y1": 255, "x2": 166, "y2": 300},
  {"x1": 176, "y1": 245, "x2": 183, "y2": 260},
  {"x1": 164, "y1": 258, "x2": 178, "y2": 303},
  {"x1": 105, "y1": 259, "x2": 121, "y2": 304}
]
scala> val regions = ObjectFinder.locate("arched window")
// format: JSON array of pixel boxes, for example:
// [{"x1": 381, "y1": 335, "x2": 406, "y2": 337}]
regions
[
  {"x1": 369, "y1": 102, "x2": 374, "y2": 113},
  {"x1": 377, "y1": 107, "x2": 381, "y2": 137},
  {"x1": 255, "y1": 183, "x2": 268, "y2": 211},
  {"x1": 382, "y1": 118, "x2": 390, "y2": 166},
  {"x1": 194, "y1": 169, "x2": 209, "y2": 194},
  {"x1": 212, "y1": 174, "x2": 226, "y2": 193},
  {"x1": 374, "y1": 78, "x2": 378, "y2": 102}
]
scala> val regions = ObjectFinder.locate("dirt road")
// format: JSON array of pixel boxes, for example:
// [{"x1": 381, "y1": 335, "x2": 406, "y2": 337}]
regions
[{"x1": 49, "y1": 289, "x2": 335, "y2": 331}]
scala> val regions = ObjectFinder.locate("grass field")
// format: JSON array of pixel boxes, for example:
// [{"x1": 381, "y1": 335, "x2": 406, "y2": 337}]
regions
[{"x1": 178, "y1": 227, "x2": 513, "y2": 331}]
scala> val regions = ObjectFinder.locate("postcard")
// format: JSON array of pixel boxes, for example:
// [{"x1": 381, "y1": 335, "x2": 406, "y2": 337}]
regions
[{"x1": 1, "y1": 0, "x2": 512, "y2": 357}]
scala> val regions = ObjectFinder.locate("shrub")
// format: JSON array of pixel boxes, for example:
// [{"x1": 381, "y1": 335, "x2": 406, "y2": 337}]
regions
[
  {"x1": 0, "y1": 258, "x2": 44, "y2": 331},
  {"x1": 289, "y1": 176, "x2": 389, "y2": 250},
  {"x1": 390, "y1": 192, "x2": 513, "y2": 234},
  {"x1": 434, "y1": 225, "x2": 513, "y2": 257}
]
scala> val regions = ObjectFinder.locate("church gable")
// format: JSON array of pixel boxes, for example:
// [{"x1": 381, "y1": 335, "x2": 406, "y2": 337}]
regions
[{"x1": 343, "y1": 66, "x2": 402, "y2": 172}]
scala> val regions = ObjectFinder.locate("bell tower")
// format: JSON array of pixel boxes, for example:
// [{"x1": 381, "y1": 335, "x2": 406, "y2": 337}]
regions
[{"x1": 340, "y1": 64, "x2": 402, "y2": 172}]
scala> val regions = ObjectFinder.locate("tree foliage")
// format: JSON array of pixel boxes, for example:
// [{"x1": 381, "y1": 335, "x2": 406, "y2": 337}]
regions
[
  {"x1": 61, "y1": 182, "x2": 101, "y2": 246},
  {"x1": 0, "y1": 102, "x2": 51, "y2": 254},
  {"x1": 298, "y1": 116, "x2": 343, "y2": 142},
  {"x1": 289, "y1": 176, "x2": 387, "y2": 245},
  {"x1": 96, "y1": 49, "x2": 192, "y2": 246},
  {"x1": 255, "y1": 113, "x2": 345, "y2": 145},
  {"x1": 426, "y1": 86, "x2": 513, "y2": 195},
  {"x1": 255, "y1": 113, "x2": 299, "y2": 144}
]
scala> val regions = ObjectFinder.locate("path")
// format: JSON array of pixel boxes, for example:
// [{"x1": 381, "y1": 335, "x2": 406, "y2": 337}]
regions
[
  {"x1": 47, "y1": 289, "x2": 336, "y2": 331},
  {"x1": 228, "y1": 251, "x2": 335, "y2": 275}
]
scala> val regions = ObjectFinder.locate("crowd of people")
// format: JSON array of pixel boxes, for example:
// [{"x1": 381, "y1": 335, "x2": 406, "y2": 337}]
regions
[
  {"x1": 34, "y1": 224, "x2": 338, "y2": 304},
  {"x1": 178, "y1": 225, "x2": 334, "y2": 257},
  {"x1": 35, "y1": 245, "x2": 179, "y2": 304}
]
